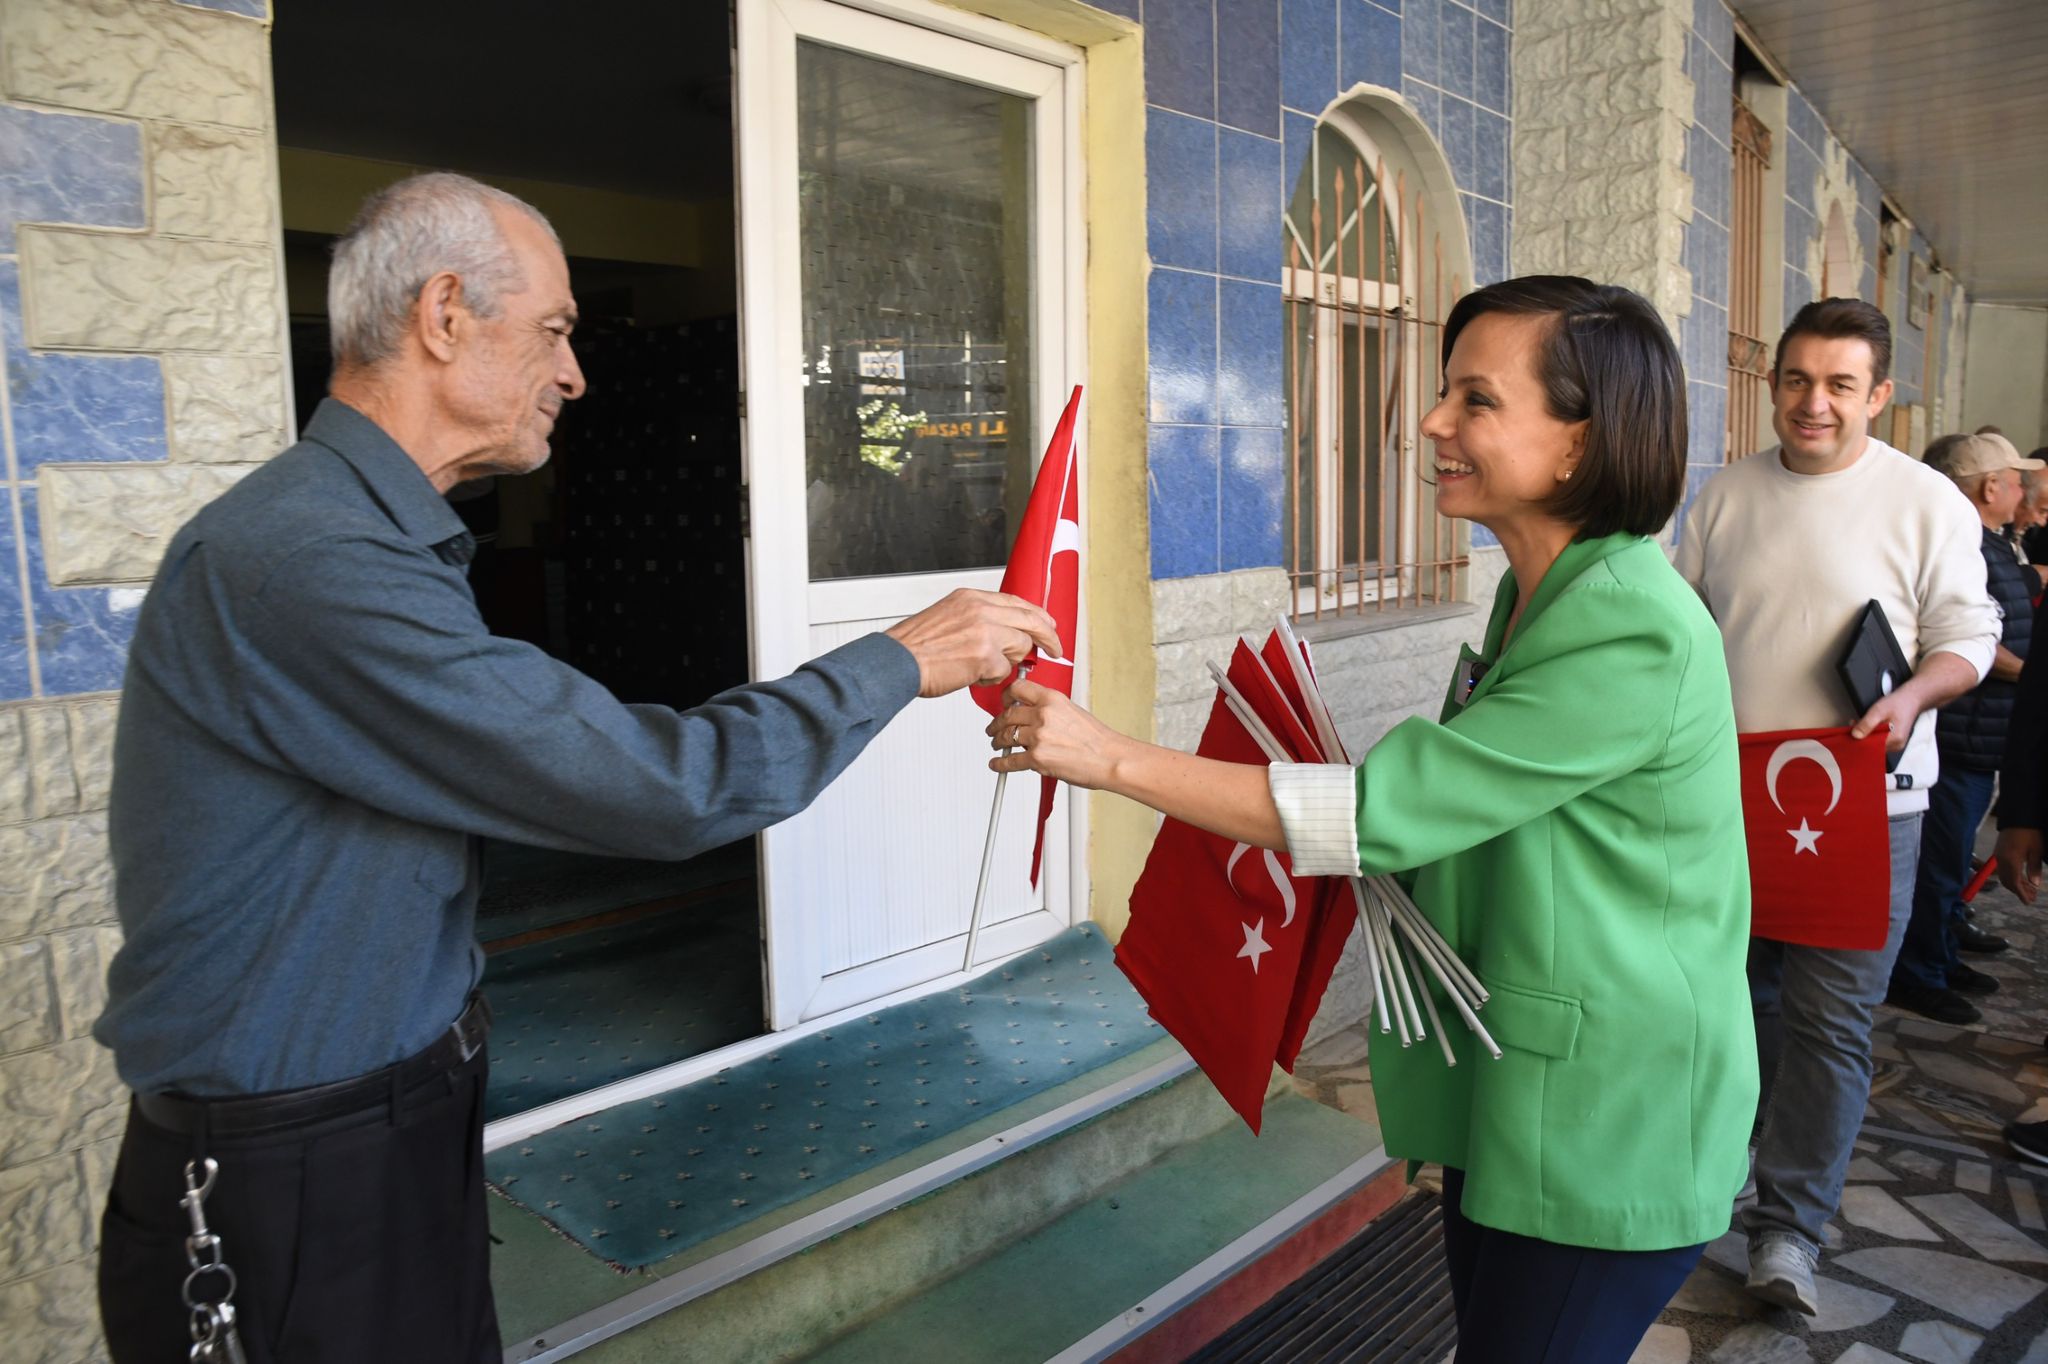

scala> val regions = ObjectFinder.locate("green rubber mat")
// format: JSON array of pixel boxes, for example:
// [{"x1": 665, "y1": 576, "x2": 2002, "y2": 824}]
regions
[
  {"x1": 482, "y1": 884, "x2": 761, "y2": 1122},
  {"x1": 487, "y1": 923, "x2": 1160, "y2": 1270}
]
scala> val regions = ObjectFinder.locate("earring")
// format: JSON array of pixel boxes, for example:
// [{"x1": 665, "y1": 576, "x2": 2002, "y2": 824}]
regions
[{"x1": 1561, "y1": 469, "x2": 1574, "y2": 481}]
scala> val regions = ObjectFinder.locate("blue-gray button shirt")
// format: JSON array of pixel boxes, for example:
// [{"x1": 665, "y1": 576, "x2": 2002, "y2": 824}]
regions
[{"x1": 97, "y1": 400, "x2": 921, "y2": 1097}]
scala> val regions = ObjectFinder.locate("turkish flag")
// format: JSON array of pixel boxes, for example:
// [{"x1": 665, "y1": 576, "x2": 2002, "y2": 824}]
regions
[
  {"x1": 1739, "y1": 726, "x2": 1891, "y2": 949},
  {"x1": 972, "y1": 386, "x2": 1082, "y2": 884},
  {"x1": 1116, "y1": 639, "x2": 1347, "y2": 1132}
]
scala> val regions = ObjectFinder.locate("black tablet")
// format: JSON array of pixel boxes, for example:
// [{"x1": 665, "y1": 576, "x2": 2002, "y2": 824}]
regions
[{"x1": 1838, "y1": 600, "x2": 1911, "y2": 771}]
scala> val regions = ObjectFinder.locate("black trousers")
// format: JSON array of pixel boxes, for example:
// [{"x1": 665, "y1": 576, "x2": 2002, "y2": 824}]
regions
[
  {"x1": 97, "y1": 1044, "x2": 500, "y2": 1364},
  {"x1": 1440, "y1": 1167, "x2": 1704, "y2": 1363}
]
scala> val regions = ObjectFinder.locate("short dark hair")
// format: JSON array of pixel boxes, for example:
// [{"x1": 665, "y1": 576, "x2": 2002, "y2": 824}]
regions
[
  {"x1": 1439, "y1": 275, "x2": 1686, "y2": 539},
  {"x1": 1775, "y1": 297, "x2": 1892, "y2": 388}
]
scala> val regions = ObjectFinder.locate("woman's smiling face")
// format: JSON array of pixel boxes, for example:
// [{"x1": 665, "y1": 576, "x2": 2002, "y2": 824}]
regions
[{"x1": 1420, "y1": 310, "x2": 1589, "y2": 537}]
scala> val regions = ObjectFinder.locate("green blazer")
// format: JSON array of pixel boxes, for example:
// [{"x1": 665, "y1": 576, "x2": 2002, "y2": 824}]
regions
[{"x1": 1358, "y1": 532, "x2": 1757, "y2": 1250}]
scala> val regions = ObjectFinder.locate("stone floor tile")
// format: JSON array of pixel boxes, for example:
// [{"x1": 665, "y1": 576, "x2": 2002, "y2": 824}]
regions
[
  {"x1": 2014, "y1": 1097, "x2": 2048, "y2": 1124},
  {"x1": 1670, "y1": 1262, "x2": 1763, "y2": 1318},
  {"x1": 1975, "y1": 1033, "x2": 2042, "y2": 1056},
  {"x1": 1899, "y1": 1019, "x2": 1970, "y2": 1041},
  {"x1": 2010, "y1": 1174, "x2": 2045, "y2": 1230},
  {"x1": 1841, "y1": 1185, "x2": 1938, "y2": 1240},
  {"x1": 1831, "y1": 1246, "x2": 2046, "y2": 1329},
  {"x1": 1958, "y1": 1160, "x2": 1994, "y2": 1194},
  {"x1": 1825, "y1": 1220, "x2": 1846, "y2": 1249},
  {"x1": 2020, "y1": 1324, "x2": 2048, "y2": 1363},
  {"x1": 1705, "y1": 1228, "x2": 1749, "y2": 1276},
  {"x1": 1908, "y1": 1191, "x2": 2048, "y2": 1264},
  {"x1": 1708, "y1": 1321, "x2": 1811, "y2": 1363},
  {"x1": 1909, "y1": 1050, "x2": 2030, "y2": 1105},
  {"x1": 1880, "y1": 1098, "x2": 1962, "y2": 1136},
  {"x1": 1804, "y1": 1272, "x2": 1895, "y2": 1332},
  {"x1": 1836, "y1": 1346, "x2": 1909, "y2": 1364},
  {"x1": 1874, "y1": 1038, "x2": 1907, "y2": 1062},
  {"x1": 1297, "y1": 1026, "x2": 1369, "y2": 1068},
  {"x1": 1897, "y1": 1318, "x2": 1983, "y2": 1363},
  {"x1": 1625, "y1": 1322, "x2": 1688, "y2": 1364},
  {"x1": 1847, "y1": 1155, "x2": 1898, "y2": 1181},
  {"x1": 1892, "y1": 1149, "x2": 1951, "y2": 1181}
]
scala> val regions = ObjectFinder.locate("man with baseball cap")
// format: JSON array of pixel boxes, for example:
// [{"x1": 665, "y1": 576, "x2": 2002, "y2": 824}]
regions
[{"x1": 1888, "y1": 430, "x2": 2046, "y2": 1022}]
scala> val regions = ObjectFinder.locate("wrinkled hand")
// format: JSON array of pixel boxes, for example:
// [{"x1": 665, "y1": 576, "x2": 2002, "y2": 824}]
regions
[
  {"x1": 987, "y1": 678, "x2": 1129, "y2": 789},
  {"x1": 885, "y1": 589, "x2": 1060, "y2": 699},
  {"x1": 1997, "y1": 827, "x2": 2044, "y2": 904},
  {"x1": 1850, "y1": 692, "x2": 1920, "y2": 756}
]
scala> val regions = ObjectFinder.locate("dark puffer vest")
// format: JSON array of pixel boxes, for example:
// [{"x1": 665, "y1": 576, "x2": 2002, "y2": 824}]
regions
[{"x1": 1937, "y1": 527, "x2": 2036, "y2": 771}]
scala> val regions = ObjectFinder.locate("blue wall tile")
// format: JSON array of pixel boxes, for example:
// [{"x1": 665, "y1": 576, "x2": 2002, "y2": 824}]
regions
[
  {"x1": 1221, "y1": 426, "x2": 1285, "y2": 570},
  {"x1": 1283, "y1": 109, "x2": 1316, "y2": 207},
  {"x1": 1474, "y1": 107, "x2": 1507, "y2": 201},
  {"x1": 1475, "y1": 18, "x2": 1508, "y2": 114},
  {"x1": 1441, "y1": 95, "x2": 1475, "y2": 196},
  {"x1": 1401, "y1": 0, "x2": 1440, "y2": 87},
  {"x1": 1694, "y1": 0, "x2": 1733, "y2": 65},
  {"x1": 1219, "y1": 280, "x2": 1284, "y2": 426},
  {"x1": 1147, "y1": 111, "x2": 1218, "y2": 272},
  {"x1": 1689, "y1": 123, "x2": 1730, "y2": 227},
  {"x1": 1339, "y1": 0, "x2": 1402, "y2": 94},
  {"x1": 1464, "y1": 195, "x2": 1505, "y2": 285},
  {"x1": 1147, "y1": 0, "x2": 1218, "y2": 119},
  {"x1": 1149, "y1": 268, "x2": 1219, "y2": 426},
  {"x1": 1091, "y1": 0, "x2": 1140, "y2": 16},
  {"x1": 1474, "y1": 0, "x2": 1507, "y2": 26},
  {"x1": 0, "y1": 493, "x2": 28, "y2": 701},
  {"x1": 1687, "y1": 381, "x2": 1728, "y2": 465},
  {"x1": 1283, "y1": 0, "x2": 1337, "y2": 114},
  {"x1": 0, "y1": 261, "x2": 165, "y2": 470},
  {"x1": 1220, "y1": 128, "x2": 1283, "y2": 281},
  {"x1": 1149, "y1": 423, "x2": 1222, "y2": 578},
  {"x1": 1218, "y1": 0, "x2": 1282, "y2": 137},
  {"x1": 1438, "y1": 2, "x2": 1475, "y2": 102},
  {"x1": 18, "y1": 490, "x2": 137, "y2": 696},
  {"x1": 1403, "y1": 78, "x2": 1442, "y2": 145},
  {"x1": 1783, "y1": 136, "x2": 1819, "y2": 215},
  {"x1": 1783, "y1": 266, "x2": 1812, "y2": 325},
  {"x1": 0, "y1": 105, "x2": 146, "y2": 252},
  {"x1": 1787, "y1": 87, "x2": 1825, "y2": 155}
]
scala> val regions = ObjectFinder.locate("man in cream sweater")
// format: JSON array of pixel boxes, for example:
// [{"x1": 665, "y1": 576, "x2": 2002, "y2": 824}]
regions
[{"x1": 1676, "y1": 298, "x2": 1998, "y2": 1315}]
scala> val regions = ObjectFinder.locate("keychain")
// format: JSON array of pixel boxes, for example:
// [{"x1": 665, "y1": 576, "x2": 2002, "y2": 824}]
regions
[{"x1": 179, "y1": 1159, "x2": 248, "y2": 1364}]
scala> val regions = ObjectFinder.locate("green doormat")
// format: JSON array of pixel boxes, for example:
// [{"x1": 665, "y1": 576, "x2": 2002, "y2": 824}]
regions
[
  {"x1": 482, "y1": 886, "x2": 762, "y2": 1122},
  {"x1": 486, "y1": 923, "x2": 1159, "y2": 1269}
]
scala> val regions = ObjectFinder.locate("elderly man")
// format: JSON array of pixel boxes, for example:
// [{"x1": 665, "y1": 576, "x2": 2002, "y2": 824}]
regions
[
  {"x1": 92, "y1": 173, "x2": 1056, "y2": 1364},
  {"x1": 1885, "y1": 433, "x2": 2042, "y2": 1023},
  {"x1": 1677, "y1": 299, "x2": 1999, "y2": 1315}
]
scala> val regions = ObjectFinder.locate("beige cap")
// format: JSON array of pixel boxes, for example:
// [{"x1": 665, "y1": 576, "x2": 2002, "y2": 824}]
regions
[{"x1": 1930, "y1": 431, "x2": 2046, "y2": 478}]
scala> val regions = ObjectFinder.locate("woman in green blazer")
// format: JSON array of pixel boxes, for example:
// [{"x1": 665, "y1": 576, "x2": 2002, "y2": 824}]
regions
[{"x1": 992, "y1": 277, "x2": 1756, "y2": 1362}]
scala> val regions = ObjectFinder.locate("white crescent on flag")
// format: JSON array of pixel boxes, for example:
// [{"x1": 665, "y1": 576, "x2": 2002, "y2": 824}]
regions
[
  {"x1": 1226, "y1": 842, "x2": 1297, "y2": 927},
  {"x1": 1765, "y1": 739, "x2": 1843, "y2": 815},
  {"x1": 1049, "y1": 517, "x2": 1081, "y2": 560}
]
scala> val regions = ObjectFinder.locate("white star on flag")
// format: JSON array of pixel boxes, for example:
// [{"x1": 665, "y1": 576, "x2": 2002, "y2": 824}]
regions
[
  {"x1": 1237, "y1": 918, "x2": 1272, "y2": 973},
  {"x1": 1788, "y1": 818, "x2": 1822, "y2": 856}
]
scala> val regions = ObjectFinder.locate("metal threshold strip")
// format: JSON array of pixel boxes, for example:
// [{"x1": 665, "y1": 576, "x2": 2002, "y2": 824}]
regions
[
  {"x1": 505, "y1": 1051, "x2": 1198, "y2": 1363},
  {"x1": 1047, "y1": 1147, "x2": 1395, "y2": 1364}
]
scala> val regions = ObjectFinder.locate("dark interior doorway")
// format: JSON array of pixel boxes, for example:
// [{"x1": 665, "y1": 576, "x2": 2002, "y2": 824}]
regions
[{"x1": 272, "y1": 1, "x2": 762, "y2": 1121}]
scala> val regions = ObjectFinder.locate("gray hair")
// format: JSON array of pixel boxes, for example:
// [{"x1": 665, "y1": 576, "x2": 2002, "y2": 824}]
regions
[
  {"x1": 328, "y1": 172, "x2": 559, "y2": 370},
  {"x1": 1922, "y1": 432, "x2": 1971, "y2": 481}
]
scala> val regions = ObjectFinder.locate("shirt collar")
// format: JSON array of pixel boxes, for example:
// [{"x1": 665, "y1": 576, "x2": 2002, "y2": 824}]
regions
[{"x1": 302, "y1": 398, "x2": 471, "y2": 550}]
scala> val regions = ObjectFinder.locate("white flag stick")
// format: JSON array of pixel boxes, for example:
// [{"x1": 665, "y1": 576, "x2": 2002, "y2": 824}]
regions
[
  {"x1": 1347, "y1": 878, "x2": 1393, "y2": 1036},
  {"x1": 1402, "y1": 933, "x2": 1458, "y2": 1068},
  {"x1": 963, "y1": 765, "x2": 1007, "y2": 974},
  {"x1": 1275, "y1": 614, "x2": 1349, "y2": 764},
  {"x1": 1378, "y1": 876, "x2": 1489, "y2": 1005},
  {"x1": 1377, "y1": 885, "x2": 1424, "y2": 1044}
]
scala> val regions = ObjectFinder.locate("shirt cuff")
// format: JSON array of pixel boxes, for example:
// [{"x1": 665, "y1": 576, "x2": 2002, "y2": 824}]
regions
[{"x1": 1269, "y1": 763, "x2": 1361, "y2": 877}]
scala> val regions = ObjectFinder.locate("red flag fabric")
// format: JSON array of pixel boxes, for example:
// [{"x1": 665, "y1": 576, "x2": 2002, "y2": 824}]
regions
[
  {"x1": 1116, "y1": 687, "x2": 1325, "y2": 1133},
  {"x1": 972, "y1": 386, "x2": 1083, "y2": 885},
  {"x1": 1739, "y1": 726, "x2": 1891, "y2": 949}
]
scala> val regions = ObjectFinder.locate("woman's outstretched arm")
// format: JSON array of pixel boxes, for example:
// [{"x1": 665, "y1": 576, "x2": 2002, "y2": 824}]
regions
[{"x1": 989, "y1": 678, "x2": 1289, "y2": 851}]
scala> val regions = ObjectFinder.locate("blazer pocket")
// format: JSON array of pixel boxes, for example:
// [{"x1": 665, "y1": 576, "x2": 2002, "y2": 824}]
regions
[{"x1": 1479, "y1": 979, "x2": 1583, "y2": 1061}]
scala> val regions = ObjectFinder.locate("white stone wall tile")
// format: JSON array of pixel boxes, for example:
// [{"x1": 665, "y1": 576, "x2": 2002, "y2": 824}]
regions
[
  {"x1": 0, "y1": 710, "x2": 31, "y2": 823},
  {"x1": 48, "y1": 927, "x2": 118, "y2": 1043},
  {"x1": 0, "y1": 1259, "x2": 105, "y2": 1364},
  {"x1": 23, "y1": 707, "x2": 80, "y2": 821},
  {"x1": 1153, "y1": 639, "x2": 1221, "y2": 705},
  {"x1": 1154, "y1": 698, "x2": 1212, "y2": 754},
  {"x1": 0, "y1": 1038, "x2": 126, "y2": 1169},
  {"x1": 1151, "y1": 574, "x2": 1235, "y2": 645},
  {"x1": 0, "y1": 815, "x2": 116, "y2": 942},
  {"x1": 0, "y1": 0, "x2": 269, "y2": 130},
  {"x1": 165, "y1": 354, "x2": 289, "y2": 462},
  {"x1": 66, "y1": 703, "x2": 119, "y2": 813},
  {"x1": 149, "y1": 122, "x2": 273, "y2": 241},
  {"x1": 0, "y1": 1149, "x2": 93, "y2": 1282},
  {"x1": 0, "y1": 940, "x2": 58, "y2": 1055},
  {"x1": 78, "y1": 1135, "x2": 118, "y2": 1250},
  {"x1": 40, "y1": 463, "x2": 254, "y2": 585},
  {"x1": 1229, "y1": 568, "x2": 1290, "y2": 632},
  {"x1": 18, "y1": 228, "x2": 280, "y2": 354}
]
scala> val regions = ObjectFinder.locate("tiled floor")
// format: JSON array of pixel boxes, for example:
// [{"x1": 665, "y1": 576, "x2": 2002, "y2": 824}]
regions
[{"x1": 1290, "y1": 875, "x2": 2048, "y2": 1363}]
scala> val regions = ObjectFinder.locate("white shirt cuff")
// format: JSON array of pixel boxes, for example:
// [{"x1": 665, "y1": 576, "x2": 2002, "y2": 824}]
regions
[{"x1": 1269, "y1": 763, "x2": 1361, "y2": 877}]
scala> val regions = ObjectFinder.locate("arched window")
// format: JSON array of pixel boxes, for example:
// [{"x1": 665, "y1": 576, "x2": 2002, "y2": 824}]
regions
[{"x1": 1283, "y1": 102, "x2": 1466, "y2": 619}]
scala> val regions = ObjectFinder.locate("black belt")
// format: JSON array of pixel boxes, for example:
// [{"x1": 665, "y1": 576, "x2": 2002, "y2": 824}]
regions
[{"x1": 136, "y1": 994, "x2": 493, "y2": 1139}]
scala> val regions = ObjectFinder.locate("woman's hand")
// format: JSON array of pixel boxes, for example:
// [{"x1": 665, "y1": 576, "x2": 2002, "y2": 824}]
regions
[{"x1": 986, "y1": 678, "x2": 1131, "y2": 789}]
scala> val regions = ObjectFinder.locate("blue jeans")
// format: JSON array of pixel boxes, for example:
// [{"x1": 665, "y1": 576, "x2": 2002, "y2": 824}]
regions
[
  {"x1": 1892, "y1": 767, "x2": 1996, "y2": 991},
  {"x1": 1441, "y1": 1168, "x2": 1704, "y2": 1364},
  {"x1": 1742, "y1": 812, "x2": 1920, "y2": 1251}
]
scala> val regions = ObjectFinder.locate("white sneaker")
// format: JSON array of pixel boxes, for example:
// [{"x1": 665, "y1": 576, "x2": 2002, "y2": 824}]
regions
[{"x1": 1745, "y1": 1231, "x2": 1819, "y2": 1315}]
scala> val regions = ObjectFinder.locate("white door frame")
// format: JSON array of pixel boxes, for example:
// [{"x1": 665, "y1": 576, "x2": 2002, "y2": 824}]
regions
[{"x1": 736, "y1": 0, "x2": 1089, "y2": 1031}]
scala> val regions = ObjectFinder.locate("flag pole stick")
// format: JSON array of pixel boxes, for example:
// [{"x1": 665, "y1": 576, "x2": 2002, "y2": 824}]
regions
[{"x1": 965, "y1": 661, "x2": 1036, "y2": 974}]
